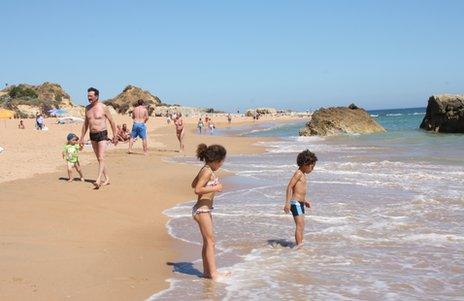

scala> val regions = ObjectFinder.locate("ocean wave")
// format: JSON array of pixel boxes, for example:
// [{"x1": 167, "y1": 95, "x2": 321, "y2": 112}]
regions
[
  {"x1": 370, "y1": 114, "x2": 379, "y2": 117},
  {"x1": 386, "y1": 113, "x2": 403, "y2": 116},
  {"x1": 242, "y1": 125, "x2": 286, "y2": 135},
  {"x1": 402, "y1": 233, "x2": 464, "y2": 244}
]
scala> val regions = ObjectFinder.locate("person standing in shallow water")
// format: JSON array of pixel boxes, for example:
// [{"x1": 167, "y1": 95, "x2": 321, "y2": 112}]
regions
[
  {"x1": 128, "y1": 99, "x2": 149, "y2": 155},
  {"x1": 284, "y1": 149, "x2": 317, "y2": 248},
  {"x1": 79, "y1": 87, "x2": 118, "y2": 189},
  {"x1": 191, "y1": 143, "x2": 230, "y2": 280}
]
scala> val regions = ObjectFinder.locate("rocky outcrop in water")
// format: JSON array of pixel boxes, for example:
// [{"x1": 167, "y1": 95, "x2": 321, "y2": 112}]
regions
[
  {"x1": 419, "y1": 95, "x2": 464, "y2": 133},
  {"x1": 299, "y1": 105, "x2": 386, "y2": 136}
]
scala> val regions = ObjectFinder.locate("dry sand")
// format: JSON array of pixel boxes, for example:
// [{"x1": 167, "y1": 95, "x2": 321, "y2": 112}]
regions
[{"x1": 0, "y1": 113, "x2": 303, "y2": 300}]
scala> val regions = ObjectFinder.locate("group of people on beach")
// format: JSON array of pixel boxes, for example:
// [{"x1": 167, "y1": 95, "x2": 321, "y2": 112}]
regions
[
  {"x1": 19, "y1": 112, "x2": 46, "y2": 130},
  {"x1": 63, "y1": 86, "x2": 317, "y2": 281},
  {"x1": 63, "y1": 87, "x2": 186, "y2": 188},
  {"x1": 196, "y1": 114, "x2": 216, "y2": 134}
]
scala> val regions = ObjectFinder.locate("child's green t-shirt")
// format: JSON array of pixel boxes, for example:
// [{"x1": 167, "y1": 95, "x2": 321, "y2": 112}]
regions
[{"x1": 64, "y1": 144, "x2": 80, "y2": 163}]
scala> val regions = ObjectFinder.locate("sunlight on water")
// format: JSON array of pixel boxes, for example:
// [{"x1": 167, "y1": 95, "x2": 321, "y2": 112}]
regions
[{"x1": 149, "y1": 108, "x2": 464, "y2": 301}]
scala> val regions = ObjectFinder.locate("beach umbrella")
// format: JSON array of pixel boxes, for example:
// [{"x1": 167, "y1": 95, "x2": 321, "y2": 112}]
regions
[
  {"x1": 48, "y1": 108, "x2": 68, "y2": 116},
  {"x1": 0, "y1": 108, "x2": 15, "y2": 119}
]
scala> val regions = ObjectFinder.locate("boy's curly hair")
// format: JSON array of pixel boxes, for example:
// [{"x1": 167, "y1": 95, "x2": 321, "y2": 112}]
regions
[
  {"x1": 297, "y1": 149, "x2": 318, "y2": 167},
  {"x1": 196, "y1": 143, "x2": 227, "y2": 163}
]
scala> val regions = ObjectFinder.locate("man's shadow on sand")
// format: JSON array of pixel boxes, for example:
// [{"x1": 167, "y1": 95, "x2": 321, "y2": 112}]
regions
[
  {"x1": 58, "y1": 177, "x2": 96, "y2": 183},
  {"x1": 166, "y1": 262, "x2": 203, "y2": 278}
]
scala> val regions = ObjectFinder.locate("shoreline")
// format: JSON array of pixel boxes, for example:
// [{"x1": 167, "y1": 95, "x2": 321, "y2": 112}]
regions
[{"x1": 0, "y1": 115, "x2": 302, "y2": 301}]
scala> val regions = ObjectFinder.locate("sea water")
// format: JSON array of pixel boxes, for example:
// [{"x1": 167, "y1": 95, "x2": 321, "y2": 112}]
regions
[{"x1": 148, "y1": 108, "x2": 464, "y2": 301}]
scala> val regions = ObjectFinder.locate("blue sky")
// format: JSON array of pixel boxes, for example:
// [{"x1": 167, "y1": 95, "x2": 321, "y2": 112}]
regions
[{"x1": 1, "y1": 0, "x2": 463, "y2": 111}]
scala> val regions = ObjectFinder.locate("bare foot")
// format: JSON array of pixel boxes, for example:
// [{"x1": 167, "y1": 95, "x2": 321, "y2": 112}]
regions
[
  {"x1": 294, "y1": 243, "x2": 304, "y2": 250},
  {"x1": 101, "y1": 178, "x2": 110, "y2": 186},
  {"x1": 211, "y1": 271, "x2": 231, "y2": 282},
  {"x1": 67, "y1": 178, "x2": 73, "y2": 183},
  {"x1": 80, "y1": 177, "x2": 85, "y2": 182},
  {"x1": 93, "y1": 180, "x2": 101, "y2": 190},
  {"x1": 128, "y1": 151, "x2": 132, "y2": 154}
]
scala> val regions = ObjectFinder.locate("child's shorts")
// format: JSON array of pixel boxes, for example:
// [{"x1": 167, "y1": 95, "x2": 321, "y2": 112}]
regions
[
  {"x1": 67, "y1": 161, "x2": 78, "y2": 168},
  {"x1": 290, "y1": 200, "x2": 305, "y2": 216}
]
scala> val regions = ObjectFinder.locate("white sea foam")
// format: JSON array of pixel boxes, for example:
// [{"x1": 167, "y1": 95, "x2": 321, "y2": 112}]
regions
[
  {"x1": 145, "y1": 279, "x2": 181, "y2": 301},
  {"x1": 402, "y1": 233, "x2": 464, "y2": 244},
  {"x1": 151, "y1": 122, "x2": 464, "y2": 300}
]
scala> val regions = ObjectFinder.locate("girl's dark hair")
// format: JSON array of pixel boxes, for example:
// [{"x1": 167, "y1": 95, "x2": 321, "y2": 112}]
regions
[
  {"x1": 196, "y1": 143, "x2": 227, "y2": 163},
  {"x1": 297, "y1": 149, "x2": 318, "y2": 167}
]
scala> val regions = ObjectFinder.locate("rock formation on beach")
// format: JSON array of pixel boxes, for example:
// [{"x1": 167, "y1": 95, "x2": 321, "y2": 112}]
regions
[
  {"x1": 0, "y1": 82, "x2": 83, "y2": 118},
  {"x1": 245, "y1": 107, "x2": 278, "y2": 116},
  {"x1": 104, "y1": 85, "x2": 162, "y2": 115},
  {"x1": 299, "y1": 104, "x2": 386, "y2": 136},
  {"x1": 153, "y1": 105, "x2": 211, "y2": 117},
  {"x1": 419, "y1": 94, "x2": 464, "y2": 133}
]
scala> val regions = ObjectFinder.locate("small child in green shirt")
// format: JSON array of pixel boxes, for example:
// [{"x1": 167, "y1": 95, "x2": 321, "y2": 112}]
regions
[{"x1": 62, "y1": 133, "x2": 84, "y2": 182}]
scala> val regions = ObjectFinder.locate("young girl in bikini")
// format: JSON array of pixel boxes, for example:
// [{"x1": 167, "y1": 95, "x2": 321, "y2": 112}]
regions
[
  {"x1": 191, "y1": 143, "x2": 228, "y2": 280},
  {"x1": 174, "y1": 113, "x2": 185, "y2": 152}
]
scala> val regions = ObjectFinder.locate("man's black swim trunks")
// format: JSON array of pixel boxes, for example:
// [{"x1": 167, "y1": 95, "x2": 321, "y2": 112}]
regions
[{"x1": 89, "y1": 130, "x2": 108, "y2": 142}]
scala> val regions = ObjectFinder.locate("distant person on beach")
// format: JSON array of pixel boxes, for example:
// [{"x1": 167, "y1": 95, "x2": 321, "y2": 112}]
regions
[
  {"x1": 129, "y1": 99, "x2": 149, "y2": 155},
  {"x1": 227, "y1": 113, "x2": 232, "y2": 124},
  {"x1": 62, "y1": 133, "x2": 84, "y2": 182},
  {"x1": 284, "y1": 149, "x2": 317, "y2": 248},
  {"x1": 116, "y1": 124, "x2": 130, "y2": 142},
  {"x1": 191, "y1": 143, "x2": 229, "y2": 280},
  {"x1": 18, "y1": 120, "x2": 25, "y2": 129},
  {"x1": 79, "y1": 87, "x2": 118, "y2": 189},
  {"x1": 173, "y1": 112, "x2": 185, "y2": 152},
  {"x1": 209, "y1": 121, "x2": 215, "y2": 134},
  {"x1": 197, "y1": 118, "x2": 204, "y2": 134},
  {"x1": 36, "y1": 113, "x2": 44, "y2": 130}
]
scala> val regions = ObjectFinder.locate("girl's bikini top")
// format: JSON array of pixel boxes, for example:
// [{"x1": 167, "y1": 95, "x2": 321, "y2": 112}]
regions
[{"x1": 201, "y1": 165, "x2": 219, "y2": 200}]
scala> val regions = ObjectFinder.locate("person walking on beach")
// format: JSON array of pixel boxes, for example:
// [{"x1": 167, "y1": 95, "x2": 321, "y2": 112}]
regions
[
  {"x1": 227, "y1": 113, "x2": 232, "y2": 124},
  {"x1": 284, "y1": 149, "x2": 317, "y2": 248},
  {"x1": 36, "y1": 113, "x2": 45, "y2": 130},
  {"x1": 174, "y1": 112, "x2": 185, "y2": 152},
  {"x1": 79, "y1": 87, "x2": 118, "y2": 189},
  {"x1": 191, "y1": 143, "x2": 229, "y2": 280},
  {"x1": 128, "y1": 99, "x2": 149, "y2": 155},
  {"x1": 62, "y1": 133, "x2": 84, "y2": 182},
  {"x1": 197, "y1": 117, "x2": 204, "y2": 134}
]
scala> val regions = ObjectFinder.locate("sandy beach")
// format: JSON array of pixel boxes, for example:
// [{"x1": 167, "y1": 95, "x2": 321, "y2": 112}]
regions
[{"x1": 0, "y1": 114, "x2": 301, "y2": 300}]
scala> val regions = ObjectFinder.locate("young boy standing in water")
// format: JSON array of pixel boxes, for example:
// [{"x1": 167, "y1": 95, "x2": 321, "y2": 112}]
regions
[{"x1": 284, "y1": 149, "x2": 318, "y2": 248}]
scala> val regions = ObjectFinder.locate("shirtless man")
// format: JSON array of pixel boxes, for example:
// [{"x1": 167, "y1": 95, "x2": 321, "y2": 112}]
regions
[
  {"x1": 79, "y1": 87, "x2": 118, "y2": 189},
  {"x1": 128, "y1": 99, "x2": 149, "y2": 155},
  {"x1": 173, "y1": 112, "x2": 185, "y2": 152}
]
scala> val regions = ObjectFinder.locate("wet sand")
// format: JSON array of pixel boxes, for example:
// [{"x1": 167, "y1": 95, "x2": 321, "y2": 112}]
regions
[{"x1": 0, "y1": 114, "x2": 300, "y2": 300}]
